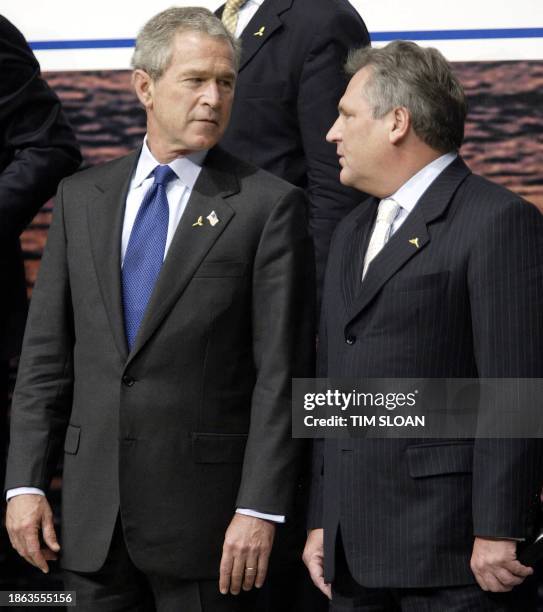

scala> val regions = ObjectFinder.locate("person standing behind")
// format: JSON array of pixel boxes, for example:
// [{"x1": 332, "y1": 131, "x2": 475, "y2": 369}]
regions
[
  {"x1": 0, "y1": 14, "x2": 81, "y2": 572},
  {"x1": 217, "y1": 0, "x2": 370, "y2": 291}
]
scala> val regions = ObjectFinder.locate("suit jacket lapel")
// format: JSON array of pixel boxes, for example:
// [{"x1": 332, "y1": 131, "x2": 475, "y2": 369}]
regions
[
  {"x1": 346, "y1": 208, "x2": 430, "y2": 324},
  {"x1": 346, "y1": 156, "x2": 472, "y2": 325},
  {"x1": 341, "y1": 198, "x2": 377, "y2": 310},
  {"x1": 126, "y1": 148, "x2": 239, "y2": 364},
  {"x1": 235, "y1": 0, "x2": 292, "y2": 71},
  {"x1": 87, "y1": 151, "x2": 139, "y2": 362}
]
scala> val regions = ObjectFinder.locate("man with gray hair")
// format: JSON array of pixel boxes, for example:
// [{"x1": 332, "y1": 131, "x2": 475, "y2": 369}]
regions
[
  {"x1": 4, "y1": 7, "x2": 314, "y2": 610},
  {"x1": 303, "y1": 41, "x2": 543, "y2": 610}
]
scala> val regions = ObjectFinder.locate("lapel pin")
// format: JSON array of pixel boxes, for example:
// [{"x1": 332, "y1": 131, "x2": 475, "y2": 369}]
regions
[
  {"x1": 254, "y1": 26, "x2": 265, "y2": 37},
  {"x1": 192, "y1": 216, "x2": 204, "y2": 227},
  {"x1": 207, "y1": 210, "x2": 219, "y2": 226},
  {"x1": 409, "y1": 238, "x2": 420, "y2": 249}
]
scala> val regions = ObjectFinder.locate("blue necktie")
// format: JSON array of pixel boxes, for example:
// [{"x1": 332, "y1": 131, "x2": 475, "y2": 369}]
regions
[{"x1": 122, "y1": 164, "x2": 177, "y2": 350}]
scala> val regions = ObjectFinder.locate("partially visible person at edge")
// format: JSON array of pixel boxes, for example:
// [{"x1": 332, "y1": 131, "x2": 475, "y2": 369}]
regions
[{"x1": 0, "y1": 13, "x2": 81, "y2": 574}]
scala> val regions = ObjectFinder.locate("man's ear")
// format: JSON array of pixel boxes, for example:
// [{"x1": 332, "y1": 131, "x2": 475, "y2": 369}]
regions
[
  {"x1": 389, "y1": 106, "x2": 411, "y2": 145},
  {"x1": 132, "y1": 69, "x2": 154, "y2": 109}
]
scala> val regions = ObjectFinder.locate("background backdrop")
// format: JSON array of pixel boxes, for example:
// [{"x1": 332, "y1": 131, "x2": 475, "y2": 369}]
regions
[
  {"x1": 2, "y1": 0, "x2": 542, "y2": 288},
  {"x1": 1, "y1": 0, "x2": 542, "y2": 596}
]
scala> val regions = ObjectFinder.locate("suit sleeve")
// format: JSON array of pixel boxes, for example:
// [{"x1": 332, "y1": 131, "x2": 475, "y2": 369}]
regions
[
  {"x1": 297, "y1": 12, "x2": 369, "y2": 291},
  {"x1": 306, "y1": 299, "x2": 328, "y2": 529},
  {"x1": 235, "y1": 187, "x2": 315, "y2": 516},
  {"x1": 306, "y1": 218, "x2": 337, "y2": 529},
  {"x1": 5, "y1": 180, "x2": 74, "y2": 493},
  {"x1": 469, "y1": 199, "x2": 543, "y2": 538},
  {"x1": 0, "y1": 16, "x2": 81, "y2": 242}
]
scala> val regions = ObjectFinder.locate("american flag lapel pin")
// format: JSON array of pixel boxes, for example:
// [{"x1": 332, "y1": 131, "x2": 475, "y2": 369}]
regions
[{"x1": 207, "y1": 211, "x2": 219, "y2": 226}]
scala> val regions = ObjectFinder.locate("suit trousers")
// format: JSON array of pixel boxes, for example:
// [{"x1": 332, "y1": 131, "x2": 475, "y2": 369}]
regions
[
  {"x1": 330, "y1": 531, "x2": 538, "y2": 612},
  {"x1": 62, "y1": 516, "x2": 259, "y2": 612}
]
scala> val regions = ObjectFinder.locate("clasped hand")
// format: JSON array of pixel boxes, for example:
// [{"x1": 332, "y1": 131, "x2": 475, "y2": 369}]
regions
[{"x1": 471, "y1": 536, "x2": 533, "y2": 592}]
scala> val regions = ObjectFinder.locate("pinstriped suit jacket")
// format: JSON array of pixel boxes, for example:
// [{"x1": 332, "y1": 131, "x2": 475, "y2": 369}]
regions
[{"x1": 308, "y1": 156, "x2": 543, "y2": 588}]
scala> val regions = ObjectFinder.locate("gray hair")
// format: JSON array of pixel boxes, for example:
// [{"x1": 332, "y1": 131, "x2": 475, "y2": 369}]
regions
[
  {"x1": 131, "y1": 7, "x2": 241, "y2": 80},
  {"x1": 345, "y1": 41, "x2": 466, "y2": 152}
]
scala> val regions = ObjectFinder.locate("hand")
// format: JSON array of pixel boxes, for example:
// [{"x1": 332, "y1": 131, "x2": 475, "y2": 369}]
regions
[
  {"x1": 302, "y1": 528, "x2": 332, "y2": 599},
  {"x1": 6, "y1": 494, "x2": 60, "y2": 573},
  {"x1": 471, "y1": 536, "x2": 533, "y2": 592},
  {"x1": 219, "y1": 514, "x2": 275, "y2": 595}
]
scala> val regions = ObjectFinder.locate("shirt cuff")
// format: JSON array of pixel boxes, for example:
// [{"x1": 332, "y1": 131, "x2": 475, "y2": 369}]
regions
[
  {"x1": 6, "y1": 487, "x2": 45, "y2": 502},
  {"x1": 236, "y1": 508, "x2": 285, "y2": 523}
]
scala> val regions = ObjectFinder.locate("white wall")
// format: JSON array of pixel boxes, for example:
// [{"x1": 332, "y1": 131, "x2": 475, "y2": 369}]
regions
[{"x1": 3, "y1": 1, "x2": 542, "y2": 70}]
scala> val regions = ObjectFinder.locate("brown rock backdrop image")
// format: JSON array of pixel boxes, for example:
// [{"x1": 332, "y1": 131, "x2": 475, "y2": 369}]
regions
[{"x1": 21, "y1": 61, "x2": 543, "y2": 293}]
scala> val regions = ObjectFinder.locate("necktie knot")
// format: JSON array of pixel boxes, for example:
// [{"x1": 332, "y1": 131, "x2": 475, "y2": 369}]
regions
[
  {"x1": 376, "y1": 197, "x2": 401, "y2": 225},
  {"x1": 222, "y1": 0, "x2": 248, "y2": 35},
  {"x1": 224, "y1": 0, "x2": 248, "y2": 12},
  {"x1": 153, "y1": 164, "x2": 177, "y2": 186},
  {"x1": 362, "y1": 198, "x2": 402, "y2": 280}
]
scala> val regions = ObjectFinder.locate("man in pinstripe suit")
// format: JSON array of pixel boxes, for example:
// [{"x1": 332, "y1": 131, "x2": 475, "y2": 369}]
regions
[{"x1": 303, "y1": 41, "x2": 543, "y2": 611}]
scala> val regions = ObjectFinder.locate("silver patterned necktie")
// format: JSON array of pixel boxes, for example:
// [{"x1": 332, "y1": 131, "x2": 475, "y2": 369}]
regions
[
  {"x1": 222, "y1": 0, "x2": 248, "y2": 35},
  {"x1": 362, "y1": 197, "x2": 401, "y2": 280}
]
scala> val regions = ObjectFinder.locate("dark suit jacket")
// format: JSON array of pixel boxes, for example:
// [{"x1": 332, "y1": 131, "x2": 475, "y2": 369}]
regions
[
  {"x1": 308, "y1": 157, "x2": 543, "y2": 588},
  {"x1": 6, "y1": 146, "x2": 315, "y2": 578},
  {"x1": 217, "y1": 0, "x2": 370, "y2": 289},
  {"x1": 0, "y1": 15, "x2": 81, "y2": 360}
]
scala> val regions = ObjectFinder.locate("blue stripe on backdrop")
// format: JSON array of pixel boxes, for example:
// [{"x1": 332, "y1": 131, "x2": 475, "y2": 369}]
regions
[
  {"x1": 29, "y1": 27, "x2": 543, "y2": 50},
  {"x1": 30, "y1": 38, "x2": 134, "y2": 50},
  {"x1": 371, "y1": 27, "x2": 543, "y2": 41}
]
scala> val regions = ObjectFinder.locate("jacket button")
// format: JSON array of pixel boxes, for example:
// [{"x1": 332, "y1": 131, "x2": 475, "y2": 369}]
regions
[
  {"x1": 122, "y1": 375, "x2": 135, "y2": 387},
  {"x1": 345, "y1": 335, "x2": 356, "y2": 345}
]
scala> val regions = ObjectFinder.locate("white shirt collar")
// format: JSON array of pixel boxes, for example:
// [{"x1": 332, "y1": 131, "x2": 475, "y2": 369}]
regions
[
  {"x1": 388, "y1": 152, "x2": 457, "y2": 214},
  {"x1": 132, "y1": 137, "x2": 208, "y2": 189},
  {"x1": 244, "y1": 0, "x2": 265, "y2": 7}
]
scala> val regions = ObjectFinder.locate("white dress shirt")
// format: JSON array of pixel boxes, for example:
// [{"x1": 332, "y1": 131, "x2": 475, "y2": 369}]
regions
[
  {"x1": 235, "y1": 0, "x2": 265, "y2": 36},
  {"x1": 7, "y1": 138, "x2": 285, "y2": 523},
  {"x1": 385, "y1": 152, "x2": 457, "y2": 236}
]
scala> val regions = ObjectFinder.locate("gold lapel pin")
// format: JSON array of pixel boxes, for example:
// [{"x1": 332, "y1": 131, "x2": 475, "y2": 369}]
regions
[
  {"x1": 254, "y1": 26, "x2": 265, "y2": 37},
  {"x1": 207, "y1": 211, "x2": 219, "y2": 226},
  {"x1": 409, "y1": 237, "x2": 420, "y2": 249},
  {"x1": 192, "y1": 216, "x2": 204, "y2": 227}
]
